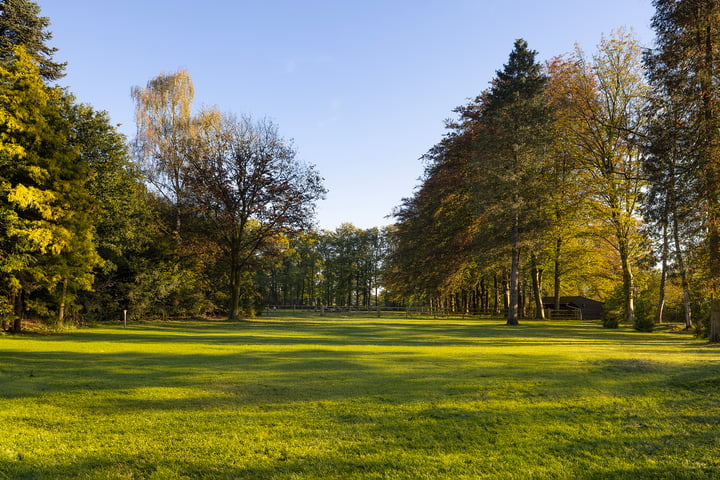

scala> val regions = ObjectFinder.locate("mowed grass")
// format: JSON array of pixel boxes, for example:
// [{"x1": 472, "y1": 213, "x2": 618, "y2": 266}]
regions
[{"x1": 1, "y1": 313, "x2": 719, "y2": 479}]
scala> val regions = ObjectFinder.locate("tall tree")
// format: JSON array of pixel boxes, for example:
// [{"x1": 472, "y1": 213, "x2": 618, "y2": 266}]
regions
[
  {"x1": 553, "y1": 30, "x2": 648, "y2": 325},
  {"x1": 0, "y1": 47, "x2": 98, "y2": 331},
  {"x1": 131, "y1": 69, "x2": 194, "y2": 239},
  {"x1": 475, "y1": 39, "x2": 552, "y2": 325},
  {"x1": 185, "y1": 112, "x2": 326, "y2": 319},
  {"x1": 68, "y1": 103, "x2": 154, "y2": 321},
  {"x1": 545, "y1": 56, "x2": 592, "y2": 314},
  {"x1": 388, "y1": 120, "x2": 478, "y2": 308},
  {"x1": 0, "y1": 0, "x2": 65, "y2": 81},
  {"x1": 646, "y1": 0, "x2": 720, "y2": 341}
]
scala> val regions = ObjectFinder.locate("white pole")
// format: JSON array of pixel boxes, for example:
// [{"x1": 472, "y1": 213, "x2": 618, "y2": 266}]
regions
[{"x1": 123, "y1": 309, "x2": 127, "y2": 328}]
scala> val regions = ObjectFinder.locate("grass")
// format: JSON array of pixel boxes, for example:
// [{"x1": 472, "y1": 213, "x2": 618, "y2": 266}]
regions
[{"x1": 0, "y1": 312, "x2": 718, "y2": 479}]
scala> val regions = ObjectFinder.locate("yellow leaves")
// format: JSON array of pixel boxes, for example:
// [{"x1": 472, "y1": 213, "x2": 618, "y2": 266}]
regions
[
  {"x1": 7, "y1": 184, "x2": 58, "y2": 219},
  {"x1": 0, "y1": 139, "x2": 25, "y2": 158},
  {"x1": 23, "y1": 226, "x2": 55, "y2": 253},
  {"x1": 8, "y1": 222, "x2": 70, "y2": 255},
  {"x1": 5, "y1": 182, "x2": 77, "y2": 254},
  {"x1": 24, "y1": 165, "x2": 49, "y2": 183}
]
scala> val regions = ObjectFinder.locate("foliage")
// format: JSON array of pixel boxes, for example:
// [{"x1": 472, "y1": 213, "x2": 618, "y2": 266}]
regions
[
  {"x1": 0, "y1": 0, "x2": 65, "y2": 81},
  {"x1": 131, "y1": 68, "x2": 194, "y2": 240},
  {"x1": 185, "y1": 111, "x2": 326, "y2": 318},
  {"x1": 0, "y1": 47, "x2": 100, "y2": 331},
  {"x1": 645, "y1": 0, "x2": 720, "y2": 342}
]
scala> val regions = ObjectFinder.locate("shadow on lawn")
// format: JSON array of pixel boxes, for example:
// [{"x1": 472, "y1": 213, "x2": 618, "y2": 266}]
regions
[
  {"x1": 1, "y1": 318, "x2": 714, "y2": 407},
  {"x1": 21, "y1": 317, "x2": 708, "y2": 352},
  {"x1": 3, "y1": 364, "x2": 718, "y2": 480},
  {"x1": 1, "y1": 323, "x2": 719, "y2": 479}
]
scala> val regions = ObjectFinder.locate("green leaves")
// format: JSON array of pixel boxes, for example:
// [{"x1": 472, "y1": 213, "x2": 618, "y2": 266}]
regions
[{"x1": 0, "y1": 47, "x2": 100, "y2": 328}]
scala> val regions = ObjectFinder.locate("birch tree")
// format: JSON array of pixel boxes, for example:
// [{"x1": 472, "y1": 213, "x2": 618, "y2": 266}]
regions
[{"x1": 131, "y1": 69, "x2": 194, "y2": 239}]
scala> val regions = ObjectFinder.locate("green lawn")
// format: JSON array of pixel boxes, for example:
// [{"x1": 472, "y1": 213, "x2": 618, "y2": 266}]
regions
[{"x1": 1, "y1": 313, "x2": 718, "y2": 479}]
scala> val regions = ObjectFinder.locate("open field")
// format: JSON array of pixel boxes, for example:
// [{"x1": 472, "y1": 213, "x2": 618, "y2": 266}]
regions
[{"x1": 1, "y1": 313, "x2": 718, "y2": 479}]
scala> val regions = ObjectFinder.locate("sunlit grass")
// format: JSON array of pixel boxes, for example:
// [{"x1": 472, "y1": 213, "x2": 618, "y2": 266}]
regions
[{"x1": 1, "y1": 314, "x2": 718, "y2": 479}]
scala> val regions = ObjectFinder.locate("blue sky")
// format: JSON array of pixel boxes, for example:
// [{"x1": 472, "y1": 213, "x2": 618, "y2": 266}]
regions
[{"x1": 39, "y1": 1, "x2": 655, "y2": 230}]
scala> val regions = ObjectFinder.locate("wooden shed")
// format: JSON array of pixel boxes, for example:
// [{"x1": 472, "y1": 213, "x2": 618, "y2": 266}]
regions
[{"x1": 542, "y1": 296, "x2": 605, "y2": 320}]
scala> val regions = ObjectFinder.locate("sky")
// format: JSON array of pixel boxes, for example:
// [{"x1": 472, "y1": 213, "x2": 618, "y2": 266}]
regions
[{"x1": 39, "y1": 0, "x2": 656, "y2": 231}]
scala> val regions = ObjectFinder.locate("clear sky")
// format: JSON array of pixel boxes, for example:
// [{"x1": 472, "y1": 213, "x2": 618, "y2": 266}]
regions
[{"x1": 39, "y1": 0, "x2": 656, "y2": 231}]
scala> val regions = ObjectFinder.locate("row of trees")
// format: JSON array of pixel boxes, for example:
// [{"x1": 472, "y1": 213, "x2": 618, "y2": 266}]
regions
[
  {"x1": 264, "y1": 224, "x2": 390, "y2": 309},
  {"x1": 2, "y1": 0, "x2": 720, "y2": 344},
  {"x1": 0, "y1": 0, "x2": 394, "y2": 331},
  {"x1": 0, "y1": 0, "x2": 331, "y2": 330},
  {"x1": 388, "y1": 0, "x2": 720, "y2": 342}
]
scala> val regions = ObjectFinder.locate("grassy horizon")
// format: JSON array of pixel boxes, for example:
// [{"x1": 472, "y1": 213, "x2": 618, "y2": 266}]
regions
[{"x1": 1, "y1": 313, "x2": 718, "y2": 479}]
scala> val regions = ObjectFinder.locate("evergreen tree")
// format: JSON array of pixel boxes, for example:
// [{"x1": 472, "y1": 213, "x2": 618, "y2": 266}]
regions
[
  {"x1": 0, "y1": 47, "x2": 98, "y2": 331},
  {"x1": 475, "y1": 39, "x2": 552, "y2": 325},
  {"x1": 0, "y1": 0, "x2": 65, "y2": 81}
]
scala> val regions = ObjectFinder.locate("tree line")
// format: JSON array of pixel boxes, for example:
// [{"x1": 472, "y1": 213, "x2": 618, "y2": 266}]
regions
[
  {"x1": 0, "y1": 0, "x2": 397, "y2": 331},
  {"x1": 1, "y1": 0, "x2": 719, "y2": 343},
  {"x1": 388, "y1": 0, "x2": 720, "y2": 342}
]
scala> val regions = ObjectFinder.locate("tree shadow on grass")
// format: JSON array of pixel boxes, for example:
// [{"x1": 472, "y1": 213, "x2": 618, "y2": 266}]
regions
[
  {"x1": 1, "y1": 319, "x2": 719, "y2": 479},
  {"x1": 23, "y1": 318, "x2": 710, "y2": 352}
]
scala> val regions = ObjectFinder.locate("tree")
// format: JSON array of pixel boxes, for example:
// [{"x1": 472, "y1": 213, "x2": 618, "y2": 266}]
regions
[
  {"x1": 552, "y1": 30, "x2": 649, "y2": 326},
  {"x1": 131, "y1": 69, "x2": 194, "y2": 239},
  {"x1": 388, "y1": 40, "x2": 554, "y2": 320},
  {"x1": 475, "y1": 39, "x2": 553, "y2": 325},
  {"x1": 0, "y1": 0, "x2": 65, "y2": 81},
  {"x1": 0, "y1": 47, "x2": 98, "y2": 331},
  {"x1": 388, "y1": 120, "x2": 478, "y2": 309},
  {"x1": 646, "y1": 0, "x2": 720, "y2": 341},
  {"x1": 67, "y1": 103, "x2": 155, "y2": 321},
  {"x1": 545, "y1": 57, "x2": 594, "y2": 314},
  {"x1": 185, "y1": 112, "x2": 326, "y2": 319},
  {"x1": 641, "y1": 88, "x2": 699, "y2": 329}
]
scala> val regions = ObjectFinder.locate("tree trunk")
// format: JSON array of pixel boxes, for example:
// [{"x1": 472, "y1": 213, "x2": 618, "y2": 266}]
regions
[
  {"x1": 671, "y1": 203, "x2": 693, "y2": 330},
  {"x1": 531, "y1": 253, "x2": 545, "y2": 319},
  {"x1": 507, "y1": 243, "x2": 520, "y2": 326},
  {"x1": 229, "y1": 268, "x2": 242, "y2": 320},
  {"x1": 700, "y1": 7, "x2": 720, "y2": 343},
  {"x1": 656, "y1": 220, "x2": 669, "y2": 324},
  {"x1": 709, "y1": 225, "x2": 720, "y2": 342},
  {"x1": 12, "y1": 291, "x2": 23, "y2": 334},
  {"x1": 229, "y1": 244, "x2": 242, "y2": 320},
  {"x1": 711, "y1": 298, "x2": 720, "y2": 343},
  {"x1": 618, "y1": 237, "x2": 635, "y2": 325},
  {"x1": 57, "y1": 277, "x2": 69, "y2": 326},
  {"x1": 553, "y1": 236, "x2": 562, "y2": 311}
]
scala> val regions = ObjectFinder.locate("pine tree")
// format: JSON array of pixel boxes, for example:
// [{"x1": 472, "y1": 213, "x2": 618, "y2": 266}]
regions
[
  {"x1": 0, "y1": 0, "x2": 65, "y2": 81},
  {"x1": 475, "y1": 39, "x2": 552, "y2": 325}
]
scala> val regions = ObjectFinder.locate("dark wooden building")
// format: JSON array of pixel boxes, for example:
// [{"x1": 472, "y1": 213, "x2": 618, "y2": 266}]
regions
[{"x1": 542, "y1": 296, "x2": 605, "y2": 320}]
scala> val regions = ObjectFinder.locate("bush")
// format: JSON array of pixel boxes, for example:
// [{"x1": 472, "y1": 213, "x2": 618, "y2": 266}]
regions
[
  {"x1": 602, "y1": 286, "x2": 623, "y2": 329},
  {"x1": 633, "y1": 289, "x2": 655, "y2": 332},
  {"x1": 602, "y1": 313, "x2": 621, "y2": 329},
  {"x1": 633, "y1": 314, "x2": 655, "y2": 332}
]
